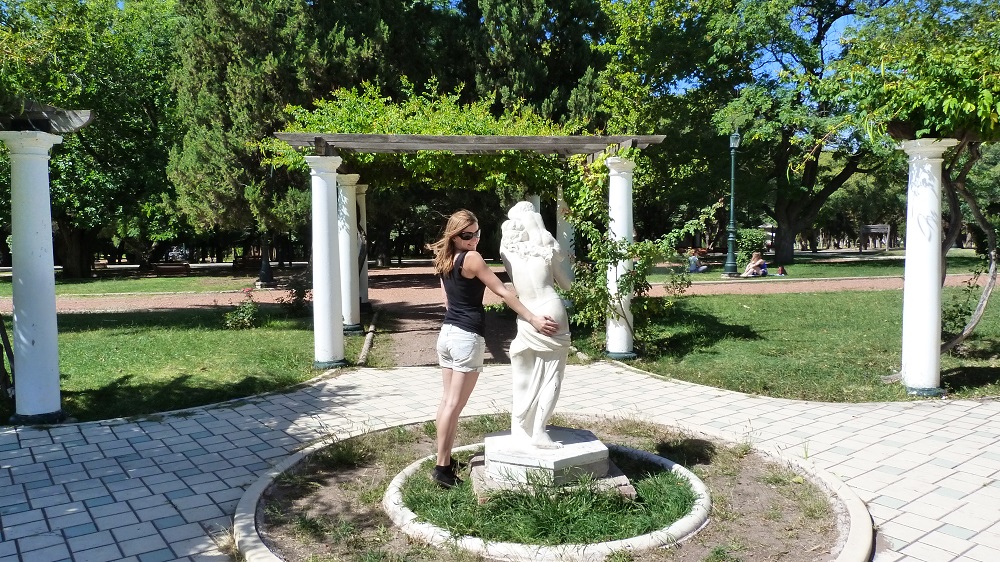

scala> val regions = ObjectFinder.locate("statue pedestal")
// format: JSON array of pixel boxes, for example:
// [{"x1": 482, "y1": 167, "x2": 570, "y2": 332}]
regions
[{"x1": 471, "y1": 426, "x2": 635, "y2": 501}]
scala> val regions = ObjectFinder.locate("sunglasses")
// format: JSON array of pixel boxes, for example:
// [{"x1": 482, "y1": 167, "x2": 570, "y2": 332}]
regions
[{"x1": 457, "y1": 229, "x2": 481, "y2": 241}]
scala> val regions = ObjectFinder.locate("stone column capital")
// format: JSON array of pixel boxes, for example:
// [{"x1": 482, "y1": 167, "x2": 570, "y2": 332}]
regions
[
  {"x1": 0, "y1": 131, "x2": 63, "y2": 154},
  {"x1": 357, "y1": 184, "x2": 368, "y2": 196},
  {"x1": 337, "y1": 173, "x2": 361, "y2": 187},
  {"x1": 305, "y1": 155, "x2": 343, "y2": 175},
  {"x1": 605, "y1": 156, "x2": 635, "y2": 175},
  {"x1": 899, "y1": 138, "x2": 960, "y2": 159}
]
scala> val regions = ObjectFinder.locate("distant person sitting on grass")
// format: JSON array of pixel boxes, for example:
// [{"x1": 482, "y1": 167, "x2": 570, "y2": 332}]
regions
[
  {"x1": 688, "y1": 249, "x2": 709, "y2": 273},
  {"x1": 741, "y1": 252, "x2": 767, "y2": 277}
]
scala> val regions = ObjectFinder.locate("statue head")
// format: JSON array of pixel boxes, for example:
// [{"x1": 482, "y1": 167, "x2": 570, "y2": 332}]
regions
[{"x1": 501, "y1": 201, "x2": 561, "y2": 263}]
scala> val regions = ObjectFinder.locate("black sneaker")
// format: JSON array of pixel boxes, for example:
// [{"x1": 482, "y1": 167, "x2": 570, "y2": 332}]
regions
[
  {"x1": 431, "y1": 465, "x2": 460, "y2": 489},
  {"x1": 449, "y1": 456, "x2": 467, "y2": 472}
]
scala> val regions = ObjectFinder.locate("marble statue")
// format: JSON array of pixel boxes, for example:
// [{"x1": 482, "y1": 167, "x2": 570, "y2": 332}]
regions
[{"x1": 500, "y1": 201, "x2": 573, "y2": 449}]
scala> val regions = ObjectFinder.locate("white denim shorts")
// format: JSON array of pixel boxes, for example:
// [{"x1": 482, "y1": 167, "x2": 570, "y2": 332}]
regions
[{"x1": 436, "y1": 324, "x2": 486, "y2": 373}]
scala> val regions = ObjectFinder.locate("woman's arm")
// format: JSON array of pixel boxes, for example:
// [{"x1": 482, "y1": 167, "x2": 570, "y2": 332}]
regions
[
  {"x1": 462, "y1": 251, "x2": 558, "y2": 335},
  {"x1": 439, "y1": 278, "x2": 448, "y2": 309}
]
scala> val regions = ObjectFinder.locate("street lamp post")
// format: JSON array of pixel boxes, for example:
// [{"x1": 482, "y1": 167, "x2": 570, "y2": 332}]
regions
[
  {"x1": 257, "y1": 232, "x2": 276, "y2": 288},
  {"x1": 723, "y1": 129, "x2": 741, "y2": 276}
]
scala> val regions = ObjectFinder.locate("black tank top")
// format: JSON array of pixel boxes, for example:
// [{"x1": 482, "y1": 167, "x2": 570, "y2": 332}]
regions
[{"x1": 441, "y1": 252, "x2": 486, "y2": 336}]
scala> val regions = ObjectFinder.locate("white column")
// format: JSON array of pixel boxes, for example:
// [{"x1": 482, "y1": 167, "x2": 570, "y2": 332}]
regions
[
  {"x1": 337, "y1": 174, "x2": 362, "y2": 332},
  {"x1": 605, "y1": 157, "x2": 636, "y2": 359},
  {"x1": 556, "y1": 184, "x2": 575, "y2": 284},
  {"x1": 357, "y1": 184, "x2": 370, "y2": 310},
  {"x1": 0, "y1": 131, "x2": 65, "y2": 423},
  {"x1": 899, "y1": 138, "x2": 959, "y2": 394},
  {"x1": 305, "y1": 156, "x2": 346, "y2": 369}
]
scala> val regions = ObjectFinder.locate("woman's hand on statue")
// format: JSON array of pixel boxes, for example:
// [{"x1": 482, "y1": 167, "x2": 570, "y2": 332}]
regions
[{"x1": 530, "y1": 314, "x2": 559, "y2": 335}]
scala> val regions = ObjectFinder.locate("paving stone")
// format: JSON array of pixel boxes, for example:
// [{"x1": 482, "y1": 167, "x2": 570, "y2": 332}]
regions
[
  {"x1": 120, "y1": 534, "x2": 167, "y2": 556},
  {"x1": 48, "y1": 511, "x2": 95, "y2": 531},
  {"x1": 180, "y1": 504, "x2": 224, "y2": 524},
  {"x1": 17, "y1": 531, "x2": 66, "y2": 553},
  {"x1": 2, "y1": 518, "x2": 49, "y2": 540},
  {"x1": 2, "y1": 506, "x2": 43, "y2": 526},
  {"x1": 94, "y1": 509, "x2": 140, "y2": 531},
  {"x1": 168, "y1": 534, "x2": 218, "y2": 557},
  {"x1": 63, "y1": 522, "x2": 99, "y2": 538},
  {"x1": 111, "y1": 521, "x2": 157, "y2": 542},
  {"x1": 138, "y1": 548, "x2": 176, "y2": 562},
  {"x1": 135, "y1": 504, "x2": 181, "y2": 522},
  {"x1": 15, "y1": 542, "x2": 69, "y2": 562},
  {"x1": 72, "y1": 544, "x2": 124, "y2": 562},
  {"x1": 28, "y1": 492, "x2": 72, "y2": 510}
]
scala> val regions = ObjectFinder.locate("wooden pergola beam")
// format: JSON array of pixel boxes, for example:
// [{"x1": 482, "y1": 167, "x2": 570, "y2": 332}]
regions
[{"x1": 274, "y1": 133, "x2": 665, "y2": 157}]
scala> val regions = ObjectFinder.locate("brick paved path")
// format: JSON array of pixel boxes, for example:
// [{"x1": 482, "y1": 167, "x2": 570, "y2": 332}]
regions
[{"x1": 0, "y1": 268, "x2": 997, "y2": 562}]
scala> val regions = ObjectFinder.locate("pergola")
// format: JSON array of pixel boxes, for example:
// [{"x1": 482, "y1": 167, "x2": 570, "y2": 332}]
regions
[
  {"x1": 0, "y1": 122, "x2": 964, "y2": 423},
  {"x1": 273, "y1": 133, "x2": 665, "y2": 368}
]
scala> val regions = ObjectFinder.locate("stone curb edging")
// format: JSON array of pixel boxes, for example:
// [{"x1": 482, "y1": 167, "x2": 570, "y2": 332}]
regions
[
  {"x1": 234, "y1": 414, "x2": 436, "y2": 562},
  {"x1": 234, "y1": 418, "x2": 873, "y2": 562},
  {"x1": 356, "y1": 309, "x2": 381, "y2": 365},
  {"x1": 602, "y1": 358, "x2": 874, "y2": 562},
  {"x1": 234, "y1": 445, "x2": 307, "y2": 562},
  {"x1": 753, "y1": 442, "x2": 875, "y2": 562},
  {"x1": 381, "y1": 443, "x2": 711, "y2": 562}
]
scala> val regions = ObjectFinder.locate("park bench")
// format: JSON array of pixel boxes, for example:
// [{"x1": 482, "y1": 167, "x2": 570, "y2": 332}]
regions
[{"x1": 151, "y1": 262, "x2": 191, "y2": 275}]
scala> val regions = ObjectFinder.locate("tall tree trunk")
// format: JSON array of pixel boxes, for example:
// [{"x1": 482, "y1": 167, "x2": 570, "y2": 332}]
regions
[
  {"x1": 53, "y1": 224, "x2": 93, "y2": 279},
  {"x1": 769, "y1": 155, "x2": 864, "y2": 265}
]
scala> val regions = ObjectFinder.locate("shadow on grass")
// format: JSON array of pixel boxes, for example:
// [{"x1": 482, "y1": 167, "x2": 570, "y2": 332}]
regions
[
  {"x1": 570, "y1": 299, "x2": 761, "y2": 361},
  {"x1": 655, "y1": 438, "x2": 718, "y2": 467},
  {"x1": 55, "y1": 307, "x2": 310, "y2": 334},
  {"x1": 945, "y1": 337, "x2": 1000, "y2": 361},
  {"x1": 941, "y1": 366, "x2": 1000, "y2": 392},
  {"x1": 58, "y1": 371, "x2": 310, "y2": 422},
  {"x1": 637, "y1": 300, "x2": 762, "y2": 359}
]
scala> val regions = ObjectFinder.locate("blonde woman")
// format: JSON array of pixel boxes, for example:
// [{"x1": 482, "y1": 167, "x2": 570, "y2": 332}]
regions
[
  {"x1": 741, "y1": 251, "x2": 768, "y2": 277},
  {"x1": 426, "y1": 209, "x2": 559, "y2": 488}
]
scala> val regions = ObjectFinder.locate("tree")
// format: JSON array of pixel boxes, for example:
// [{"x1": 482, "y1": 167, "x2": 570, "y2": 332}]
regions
[
  {"x1": 814, "y1": 152, "x2": 907, "y2": 250},
  {"x1": 169, "y1": 0, "x2": 478, "y2": 254},
  {"x1": 594, "y1": 0, "x2": 747, "y2": 241},
  {"x1": 1, "y1": 0, "x2": 180, "y2": 277},
  {"x1": 708, "y1": 0, "x2": 899, "y2": 264},
  {"x1": 168, "y1": 0, "x2": 319, "y2": 236},
  {"x1": 462, "y1": 0, "x2": 608, "y2": 124}
]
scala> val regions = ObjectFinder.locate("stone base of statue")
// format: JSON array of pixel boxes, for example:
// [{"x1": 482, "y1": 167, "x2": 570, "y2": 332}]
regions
[{"x1": 471, "y1": 426, "x2": 636, "y2": 502}]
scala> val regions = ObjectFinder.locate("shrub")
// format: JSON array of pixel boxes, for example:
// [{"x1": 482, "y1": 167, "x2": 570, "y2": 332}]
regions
[
  {"x1": 736, "y1": 228, "x2": 768, "y2": 269},
  {"x1": 224, "y1": 289, "x2": 259, "y2": 329},
  {"x1": 278, "y1": 272, "x2": 312, "y2": 316}
]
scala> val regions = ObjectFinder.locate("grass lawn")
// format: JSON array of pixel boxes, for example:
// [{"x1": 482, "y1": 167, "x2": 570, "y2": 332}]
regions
[
  {"x1": 1, "y1": 305, "x2": 367, "y2": 423},
  {"x1": 573, "y1": 288, "x2": 1000, "y2": 402},
  {"x1": 649, "y1": 248, "x2": 986, "y2": 282},
  {"x1": 0, "y1": 270, "x2": 271, "y2": 296}
]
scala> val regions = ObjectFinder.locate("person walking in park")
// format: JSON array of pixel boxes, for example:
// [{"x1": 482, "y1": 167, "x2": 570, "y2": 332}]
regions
[{"x1": 427, "y1": 209, "x2": 559, "y2": 488}]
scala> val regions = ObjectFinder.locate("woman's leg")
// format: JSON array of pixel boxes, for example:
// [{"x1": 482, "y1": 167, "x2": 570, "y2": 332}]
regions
[{"x1": 436, "y1": 368, "x2": 480, "y2": 466}]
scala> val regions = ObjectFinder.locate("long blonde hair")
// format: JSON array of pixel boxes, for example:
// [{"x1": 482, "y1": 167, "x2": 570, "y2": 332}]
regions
[{"x1": 428, "y1": 209, "x2": 478, "y2": 276}]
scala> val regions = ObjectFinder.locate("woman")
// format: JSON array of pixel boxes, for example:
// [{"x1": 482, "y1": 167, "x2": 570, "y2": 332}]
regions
[
  {"x1": 687, "y1": 249, "x2": 709, "y2": 273},
  {"x1": 741, "y1": 251, "x2": 767, "y2": 277},
  {"x1": 427, "y1": 209, "x2": 559, "y2": 488}
]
